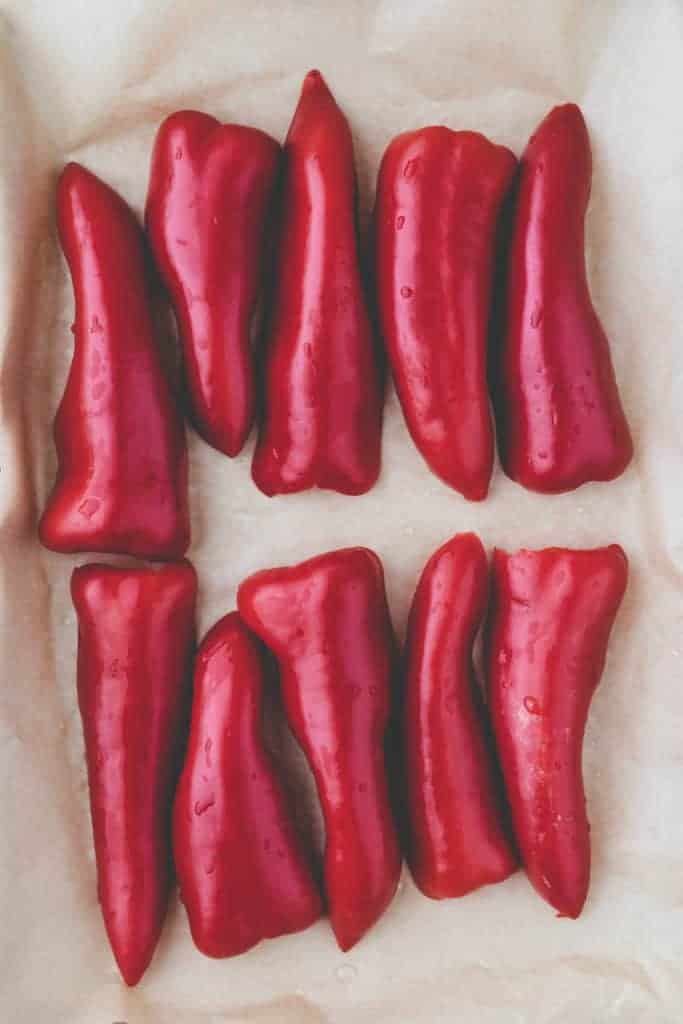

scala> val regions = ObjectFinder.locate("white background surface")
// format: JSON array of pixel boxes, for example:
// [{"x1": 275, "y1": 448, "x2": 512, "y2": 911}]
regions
[{"x1": 1, "y1": 1, "x2": 682, "y2": 1020}]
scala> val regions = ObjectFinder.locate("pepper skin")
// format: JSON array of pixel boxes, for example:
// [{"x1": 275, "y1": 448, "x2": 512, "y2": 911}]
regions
[
  {"x1": 146, "y1": 113, "x2": 280, "y2": 456},
  {"x1": 237, "y1": 548, "x2": 401, "y2": 950},
  {"x1": 486, "y1": 545, "x2": 628, "y2": 917},
  {"x1": 71, "y1": 562, "x2": 197, "y2": 986},
  {"x1": 375, "y1": 128, "x2": 517, "y2": 500},
  {"x1": 493, "y1": 104, "x2": 633, "y2": 493},
  {"x1": 404, "y1": 533, "x2": 517, "y2": 898},
  {"x1": 173, "y1": 612, "x2": 322, "y2": 957},
  {"x1": 252, "y1": 70, "x2": 383, "y2": 496},
  {"x1": 39, "y1": 164, "x2": 190, "y2": 559}
]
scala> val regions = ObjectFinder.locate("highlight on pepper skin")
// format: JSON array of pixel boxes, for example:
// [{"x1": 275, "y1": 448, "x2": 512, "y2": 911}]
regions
[{"x1": 486, "y1": 544, "x2": 628, "y2": 918}]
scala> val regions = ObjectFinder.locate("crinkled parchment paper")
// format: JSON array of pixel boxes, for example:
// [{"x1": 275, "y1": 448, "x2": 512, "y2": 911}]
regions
[{"x1": 1, "y1": 1, "x2": 682, "y2": 1020}]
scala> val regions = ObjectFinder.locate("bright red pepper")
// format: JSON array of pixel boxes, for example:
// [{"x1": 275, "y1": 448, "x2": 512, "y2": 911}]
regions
[
  {"x1": 237, "y1": 548, "x2": 401, "y2": 950},
  {"x1": 173, "y1": 612, "x2": 322, "y2": 957},
  {"x1": 39, "y1": 163, "x2": 190, "y2": 559},
  {"x1": 375, "y1": 128, "x2": 516, "y2": 500},
  {"x1": 252, "y1": 70, "x2": 383, "y2": 496},
  {"x1": 404, "y1": 533, "x2": 517, "y2": 898},
  {"x1": 486, "y1": 545, "x2": 628, "y2": 917},
  {"x1": 71, "y1": 562, "x2": 197, "y2": 985},
  {"x1": 146, "y1": 113, "x2": 280, "y2": 456},
  {"x1": 493, "y1": 104, "x2": 633, "y2": 493}
]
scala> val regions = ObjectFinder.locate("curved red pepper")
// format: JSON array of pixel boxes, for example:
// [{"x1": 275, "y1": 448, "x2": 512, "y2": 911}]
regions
[
  {"x1": 146, "y1": 113, "x2": 280, "y2": 456},
  {"x1": 173, "y1": 612, "x2": 322, "y2": 957},
  {"x1": 486, "y1": 545, "x2": 628, "y2": 917},
  {"x1": 237, "y1": 548, "x2": 401, "y2": 950},
  {"x1": 252, "y1": 70, "x2": 383, "y2": 496},
  {"x1": 375, "y1": 129, "x2": 516, "y2": 500},
  {"x1": 39, "y1": 163, "x2": 189, "y2": 559},
  {"x1": 71, "y1": 562, "x2": 197, "y2": 985},
  {"x1": 404, "y1": 533, "x2": 517, "y2": 898},
  {"x1": 493, "y1": 104, "x2": 633, "y2": 493}
]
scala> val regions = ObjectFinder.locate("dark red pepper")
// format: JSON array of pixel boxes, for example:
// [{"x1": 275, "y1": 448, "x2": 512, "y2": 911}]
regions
[
  {"x1": 404, "y1": 533, "x2": 517, "y2": 898},
  {"x1": 375, "y1": 128, "x2": 516, "y2": 500},
  {"x1": 146, "y1": 113, "x2": 280, "y2": 456},
  {"x1": 493, "y1": 104, "x2": 633, "y2": 493},
  {"x1": 173, "y1": 612, "x2": 322, "y2": 957},
  {"x1": 39, "y1": 163, "x2": 189, "y2": 559},
  {"x1": 486, "y1": 545, "x2": 628, "y2": 917},
  {"x1": 237, "y1": 547, "x2": 401, "y2": 950},
  {"x1": 252, "y1": 70, "x2": 383, "y2": 496},
  {"x1": 71, "y1": 562, "x2": 197, "y2": 985}
]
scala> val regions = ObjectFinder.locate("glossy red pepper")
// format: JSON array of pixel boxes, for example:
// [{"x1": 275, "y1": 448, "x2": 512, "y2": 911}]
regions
[
  {"x1": 71, "y1": 562, "x2": 197, "y2": 985},
  {"x1": 375, "y1": 128, "x2": 516, "y2": 500},
  {"x1": 39, "y1": 164, "x2": 189, "y2": 559},
  {"x1": 493, "y1": 104, "x2": 633, "y2": 493},
  {"x1": 173, "y1": 612, "x2": 322, "y2": 957},
  {"x1": 404, "y1": 533, "x2": 517, "y2": 898},
  {"x1": 146, "y1": 113, "x2": 280, "y2": 456},
  {"x1": 486, "y1": 545, "x2": 628, "y2": 917},
  {"x1": 237, "y1": 548, "x2": 401, "y2": 950},
  {"x1": 252, "y1": 70, "x2": 383, "y2": 496}
]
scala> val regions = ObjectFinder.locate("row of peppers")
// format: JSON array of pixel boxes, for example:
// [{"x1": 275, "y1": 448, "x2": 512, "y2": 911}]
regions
[
  {"x1": 39, "y1": 70, "x2": 632, "y2": 560},
  {"x1": 72, "y1": 539, "x2": 628, "y2": 985}
]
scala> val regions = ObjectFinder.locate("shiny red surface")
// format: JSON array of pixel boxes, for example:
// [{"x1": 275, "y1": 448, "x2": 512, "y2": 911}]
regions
[
  {"x1": 404, "y1": 533, "x2": 517, "y2": 898},
  {"x1": 252, "y1": 71, "x2": 383, "y2": 496},
  {"x1": 494, "y1": 104, "x2": 633, "y2": 493},
  {"x1": 39, "y1": 163, "x2": 190, "y2": 558},
  {"x1": 486, "y1": 545, "x2": 628, "y2": 917},
  {"x1": 173, "y1": 612, "x2": 322, "y2": 957},
  {"x1": 71, "y1": 562, "x2": 197, "y2": 986},
  {"x1": 375, "y1": 129, "x2": 516, "y2": 500},
  {"x1": 146, "y1": 113, "x2": 280, "y2": 456},
  {"x1": 238, "y1": 548, "x2": 401, "y2": 950}
]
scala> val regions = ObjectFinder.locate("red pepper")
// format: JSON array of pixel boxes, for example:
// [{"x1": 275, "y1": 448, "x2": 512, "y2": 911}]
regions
[
  {"x1": 404, "y1": 533, "x2": 517, "y2": 898},
  {"x1": 173, "y1": 612, "x2": 322, "y2": 957},
  {"x1": 252, "y1": 70, "x2": 383, "y2": 496},
  {"x1": 146, "y1": 113, "x2": 280, "y2": 456},
  {"x1": 375, "y1": 128, "x2": 516, "y2": 500},
  {"x1": 493, "y1": 104, "x2": 633, "y2": 493},
  {"x1": 486, "y1": 545, "x2": 628, "y2": 917},
  {"x1": 71, "y1": 562, "x2": 197, "y2": 985},
  {"x1": 237, "y1": 548, "x2": 401, "y2": 950},
  {"x1": 39, "y1": 164, "x2": 190, "y2": 559}
]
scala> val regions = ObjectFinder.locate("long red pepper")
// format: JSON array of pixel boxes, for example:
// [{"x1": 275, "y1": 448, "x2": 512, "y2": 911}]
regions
[
  {"x1": 39, "y1": 164, "x2": 190, "y2": 559},
  {"x1": 237, "y1": 548, "x2": 401, "y2": 950},
  {"x1": 493, "y1": 104, "x2": 633, "y2": 493},
  {"x1": 252, "y1": 70, "x2": 383, "y2": 496},
  {"x1": 486, "y1": 545, "x2": 628, "y2": 917},
  {"x1": 71, "y1": 562, "x2": 197, "y2": 986},
  {"x1": 404, "y1": 533, "x2": 517, "y2": 898},
  {"x1": 146, "y1": 113, "x2": 280, "y2": 456},
  {"x1": 173, "y1": 612, "x2": 322, "y2": 957},
  {"x1": 375, "y1": 128, "x2": 516, "y2": 500}
]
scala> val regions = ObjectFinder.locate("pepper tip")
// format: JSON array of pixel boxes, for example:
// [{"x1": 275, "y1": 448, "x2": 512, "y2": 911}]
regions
[
  {"x1": 545, "y1": 101, "x2": 586, "y2": 132},
  {"x1": 59, "y1": 160, "x2": 88, "y2": 191},
  {"x1": 301, "y1": 68, "x2": 331, "y2": 98}
]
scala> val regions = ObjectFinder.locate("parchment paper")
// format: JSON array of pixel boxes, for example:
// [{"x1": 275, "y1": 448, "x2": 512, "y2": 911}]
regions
[{"x1": 1, "y1": 1, "x2": 682, "y2": 1021}]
